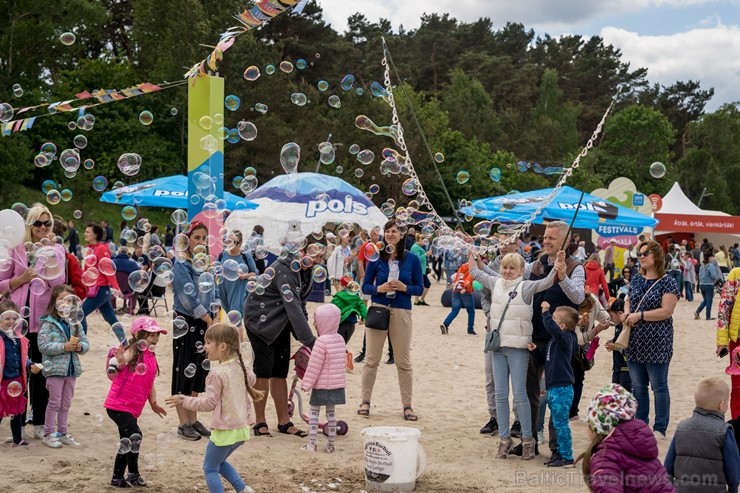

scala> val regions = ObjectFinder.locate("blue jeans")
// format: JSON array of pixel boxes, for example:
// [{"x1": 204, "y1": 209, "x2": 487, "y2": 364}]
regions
[
  {"x1": 492, "y1": 347, "x2": 532, "y2": 439},
  {"x1": 547, "y1": 385, "x2": 574, "y2": 460},
  {"x1": 696, "y1": 284, "x2": 715, "y2": 319},
  {"x1": 443, "y1": 292, "x2": 475, "y2": 333},
  {"x1": 683, "y1": 281, "x2": 694, "y2": 302},
  {"x1": 81, "y1": 286, "x2": 120, "y2": 336},
  {"x1": 668, "y1": 270, "x2": 682, "y2": 294},
  {"x1": 204, "y1": 440, "x2": 247, "y2": 493},
  {"x1": 627, "y1": 361, "x2": 670, "y2": 434}
]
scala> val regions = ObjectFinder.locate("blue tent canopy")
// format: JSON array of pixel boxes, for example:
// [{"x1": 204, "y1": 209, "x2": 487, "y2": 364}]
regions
[
  {"x1": 99, "y1": 175, "x2": 257, "y2": 211},
  {"x1": 462, "y1": 186, "x2": 657, "y2": 233}
]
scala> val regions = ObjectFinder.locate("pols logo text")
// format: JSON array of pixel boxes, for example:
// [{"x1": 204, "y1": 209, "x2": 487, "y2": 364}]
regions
[{"x1": 306, "y1": 196, "x2": 368, "y2": 218}]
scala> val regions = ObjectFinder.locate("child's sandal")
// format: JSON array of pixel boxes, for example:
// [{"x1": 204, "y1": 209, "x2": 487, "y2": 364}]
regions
[{"x1": 357, "y1": 401, "x2": 370, "y2": 416}]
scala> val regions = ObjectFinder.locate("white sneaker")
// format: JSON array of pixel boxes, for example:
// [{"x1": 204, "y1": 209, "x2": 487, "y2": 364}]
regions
[
  {"x1": 653, "y1": 430, "x2": 667, "y2": 440},
  {"x1": 41, "y1": 434, "x2": 63, "y2": 448},
  {"x1": 57, "y1": 433, "x2": 80, "y2": 446},
  {"x1": 239, "y1": 486, "x2": 255, "y2": 493},
  {"x1": 33, "y1": 425, "x2": 44, "y2": 440}
]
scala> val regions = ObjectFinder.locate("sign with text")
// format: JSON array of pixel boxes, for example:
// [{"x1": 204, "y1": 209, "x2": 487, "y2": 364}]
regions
[{"x1": 655, "y1": 213, "x2": 740, "y2": 233}]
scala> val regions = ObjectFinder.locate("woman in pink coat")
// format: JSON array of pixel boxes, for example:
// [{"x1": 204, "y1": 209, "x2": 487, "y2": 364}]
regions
[
  {"x1": 300, "y1": 304, "x2": 346, "y2": 453},
  {"x1": 0, "y1": 203, "x2": 66, "y2": 440}
]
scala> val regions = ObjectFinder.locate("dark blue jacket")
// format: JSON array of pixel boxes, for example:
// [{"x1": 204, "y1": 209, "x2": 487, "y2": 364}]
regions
[
  {"x1": 362, "y1": 252, "x2": 423, "y2": 310},
  {"x1": 543, "y1": 311, "x2": 577, "y2": 389}
]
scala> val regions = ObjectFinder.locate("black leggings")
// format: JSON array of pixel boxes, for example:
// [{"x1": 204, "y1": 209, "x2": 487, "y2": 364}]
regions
[
  {"x1": 0, "y1": 415, "x2": 24, "y2": 444},
  {"x1": 107, "y1": 409, "x2": 141, "y2": 478},
  {"x1": 26, "y1": 332, "x2": 48, "y2": 426}
]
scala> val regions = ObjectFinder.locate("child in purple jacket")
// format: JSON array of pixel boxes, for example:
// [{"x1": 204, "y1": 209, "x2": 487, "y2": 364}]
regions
[{"x1": 579, "y1": 383, "x2": 675, "y2": 492}]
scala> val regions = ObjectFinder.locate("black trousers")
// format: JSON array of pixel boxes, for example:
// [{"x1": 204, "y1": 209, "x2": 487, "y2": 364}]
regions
[
  {"x1": 569, "y1": 360, "x2": 586, "y2": 419},
  {"x1": 338, "y1": 320, "x2": 355, "y2": 345},
  {"x1": 526, "y1": 346, "x2": 558, "y2": 454},
  {"x1": 26, "y1": 332, "x2": 48, "y2": 426},
  {"x1": 0, "y1": 415, "x2": 23, "y2": 444},
  {"x1": 107, "y1": 409, "x2": 141, "y2": 478}
]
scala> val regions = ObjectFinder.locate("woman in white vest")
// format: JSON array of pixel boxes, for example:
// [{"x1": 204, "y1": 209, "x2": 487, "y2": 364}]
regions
[{"x1": 469, "y1": 251, "x2": 565, "y2": 461}]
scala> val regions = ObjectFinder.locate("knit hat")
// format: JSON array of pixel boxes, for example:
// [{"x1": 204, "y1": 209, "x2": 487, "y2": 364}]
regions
[
  {"x1": 131, "y1": 316, "x2": 168, "y2": 335},
  {"x1": 586, "y1": 383, "x2": 638, "y2": 436}
]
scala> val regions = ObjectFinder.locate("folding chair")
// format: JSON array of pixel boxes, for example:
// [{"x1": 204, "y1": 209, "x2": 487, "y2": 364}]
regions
[
  {"x1": 114, "y1": 271, "x2": 136, "y2": 316},
  {"x1": 138, "y1": 276, "x2": 169, "y2": 317}
]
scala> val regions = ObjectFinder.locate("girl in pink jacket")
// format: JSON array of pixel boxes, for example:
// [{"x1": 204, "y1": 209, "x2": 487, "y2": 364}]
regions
[
  {"x1": 300, "y1": 304, "x2": 346, "y2": 453},
  {"x1": 167, "y1": 324, "x2": 262, "y2": 493},
  {"x1": 104, "y1": 316, "x2": 168, "y2": 488}
]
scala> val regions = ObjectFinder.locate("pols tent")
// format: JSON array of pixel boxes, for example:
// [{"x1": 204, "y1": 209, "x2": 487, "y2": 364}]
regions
[
  {"x1": 225, "y1": 173, "x2": 388, "y2": 252},
  {"x1": 462, "y1": 186, "x2": 657, "y2": 233},
  {"x1": 99, "y1": 175, "x2": 256, "y2": 211}
]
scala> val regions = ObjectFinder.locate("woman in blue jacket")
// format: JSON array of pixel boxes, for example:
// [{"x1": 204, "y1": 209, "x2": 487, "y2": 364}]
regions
[
  {"x1": 695, "y1": 251, "x2": 722, "y2": 320},
  {"x1": 358, "y1": 220, "x2": 423, "y2": 420}
]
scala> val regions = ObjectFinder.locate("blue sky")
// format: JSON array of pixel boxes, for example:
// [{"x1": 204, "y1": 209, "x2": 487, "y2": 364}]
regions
[{"x1": 317, "y1": 0, "x2": 740, "y2": 111}]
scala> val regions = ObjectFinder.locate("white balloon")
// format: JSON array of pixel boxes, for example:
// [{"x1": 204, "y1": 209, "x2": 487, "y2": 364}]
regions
[{"x1": 0, "y1": 209, "x2": 26, "y2": 248}]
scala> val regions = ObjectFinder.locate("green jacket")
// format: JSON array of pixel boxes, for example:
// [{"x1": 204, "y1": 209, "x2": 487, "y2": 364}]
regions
[{"x1": 331, "y1": 290, "x2": 368, "y2": 323}]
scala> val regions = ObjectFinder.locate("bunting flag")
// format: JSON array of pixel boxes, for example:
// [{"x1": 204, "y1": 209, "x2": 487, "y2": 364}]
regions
[
  {"x1": 1, "y1": 81, "x2": 185, "y2": 137},
  {"x1": 184, "y1": 0, "x2": 304, "y2": 78}
]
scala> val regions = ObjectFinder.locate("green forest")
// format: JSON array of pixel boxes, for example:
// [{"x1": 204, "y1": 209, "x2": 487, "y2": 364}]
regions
[{"x1": 1, "y1": 0, "x2": 738, "y2": 224}]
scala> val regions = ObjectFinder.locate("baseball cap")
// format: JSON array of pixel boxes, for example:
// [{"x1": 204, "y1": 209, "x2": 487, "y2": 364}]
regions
[
  {"x1": 340, "y1": 275, "x2": 353, "y2": 287},
  {"x1": 609, "y1": 298, "x2": 625, "y2": 312},
  {"x1": 131, "y1": 316, "x2": 168, "y2": 335}
]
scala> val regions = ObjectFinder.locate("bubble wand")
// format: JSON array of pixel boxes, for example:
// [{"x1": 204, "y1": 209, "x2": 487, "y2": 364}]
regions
[{"x1": 561, "y1": 190, "x2": 586, "y2": 251}]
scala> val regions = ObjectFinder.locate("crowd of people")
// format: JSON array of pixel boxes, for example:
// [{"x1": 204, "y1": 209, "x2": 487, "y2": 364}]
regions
[{"x1": 2, "y1": 204, "x2": 740, "y2": 492}]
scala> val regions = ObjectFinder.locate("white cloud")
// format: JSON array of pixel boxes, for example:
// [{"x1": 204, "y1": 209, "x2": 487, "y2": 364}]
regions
[{"x1": 601, "y1": 24, "x2": 740, "y2": 109}]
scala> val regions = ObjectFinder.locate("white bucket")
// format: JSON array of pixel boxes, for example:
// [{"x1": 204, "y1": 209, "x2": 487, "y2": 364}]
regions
[{"x1": 362, "y1": 426, "x2": 426, "y2": 492}]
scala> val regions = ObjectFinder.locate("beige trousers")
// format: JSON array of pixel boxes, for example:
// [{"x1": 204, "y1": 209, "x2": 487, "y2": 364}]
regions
[{"x1": 361, "y1": 307, "x2": 413, "y2": 405}]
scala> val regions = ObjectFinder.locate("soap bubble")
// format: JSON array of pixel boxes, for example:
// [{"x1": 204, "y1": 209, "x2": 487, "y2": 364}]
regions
[
  {"x1": 83, "y1": 158, "x2": 95, "y2": 170},
  {"x1": 62, "y1": 189, "x2": 73, "y2": 202},
  {"x1": 92, "y1": 176, "x2": 108, "y2": 192},
  {"x1": 243, "y1": 66, "x2": 261, "y2": 81},
  {"x1": 370, "y1": 81, "x2": 388, "y2": 98},
  {"x1": 357, "y1": 150, "x2": 375, "y2": 165},
  {"x1": 368, "y1": 184, "x2": 380, "y2": 195},
  {"x1": 173, "y1": 317, "x2": 188, "y2": 339},
  {"x1": 254, "y1": 103, "x2": 268, "y2": 114},
  {"x1": 296, "y1": 59, "x2": 307, "y2": 70},
  {"x1": 139, "y1": 111, "x2": 153, "y2": 126},
  {"x1": 0, "y1": 103, "x2": 14, "y2": 123},
  {"x1": 128, "y1": 270, "x2": 150, "y2": 293},
  {"x1": 649, "y1": 161, "x2": 666, "y2": 179},
  {"x1": 317, "y1": 80, "x2": 329, "y2": 91},
  {"x1": 60, "y1": 148, "x2": 81, "y2": 172},
  {"x1": 73, "y1": 134, "x2": 87, "y2": 149},
  {"x1": 237, "y1": 121, "x2": 257, "y2": 141},
  {"x1": 7, "y1": 381, "x2": 22, "y2": 398},
  {"x1": 34, "y1": 154, "x2": 49, "y2": 167},
  {"x1": 456, "y1": 171, "x2": 470, "y2": 184},
  {"x1": 184, "y1": 363, "x2": 197, "y2": 378},
  {"x1": 340, "y1": 74, "x2": 355, "y2": 91},
  {"x1": 279, "y1": 61, "x2": 294, "y2": 73},
  {"x1": 265, "y1": 64, "x2": 276, "y2": 75},
  {"x1": 355, "y1": 169, "x2": 364, "y2": 178},
  {"x1": 356, "y1": 87, "x2": 364, "y2": 96},
  {"x1": 199, "y1": 116, "x2": 213, "y2": 130},
  {"x1": 117, "y1": 152, "x2": 142, "y2": 176},
  {"x1": 118, "y1": 438, "x2": 132, "y2": 454},
  {"x1": 225, "y1": 95, "x2": 240, "y2": 111},
  {"x1": 73, "y1": 210, "x2": 82, "y2": 219},
  {"x1": 46, "y1": 190, "x2": 61, "y2": 205},
  {"x1": 280, "y1": 142, "x2": 300, "y2": 174},
  {"x1": 240, "y1": 175, "x2": 258, "y2": 194},
  {"x1": 12, "y1": 84, "x2": 23, "y2": 97},
  {"x1": 60, "y1": 32, "x2": 76, "y2": 46},
  {"x1": 227, "y1": 310, "x2": 242, "y2": 326},
  {"x1": 134, "y1": 363, "x2": 148, "y2": 376},
  {"x1": 349, "y1": 144, "x2": 360, "y2": 155},
  {"x1": 290, "y1": 93, "x2": 307, "y2": 106},
  {"x1": 170, "y1": 108, "x2": 178, "y2": 116},
  {"x1": 489, "y1": 168, "x2": 502, "y2": 182},
  {"x1": 171, "y1": 209, "x2": 187, "y2": 225},
  {"x1": 363, "y1": 243, "x2": 380, "y2": 262},
  {"x1": 402, "y1": 178, "x2": 419, "y2": 196},
  {"x1": 434, "y1": 152, "x2": 445, "y2": 163},
  {"x1": 327, "y1": 95, "x2": 341, "y2": 108},
  {"x1": 121, "y1": 206, "x2": 138, "y2": 221}
]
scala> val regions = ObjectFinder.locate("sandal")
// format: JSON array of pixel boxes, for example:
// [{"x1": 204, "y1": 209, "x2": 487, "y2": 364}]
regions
[
  {"x1": 277, "y1": 421, "x2": 308, "y2": 438},
  {"x1": 403, "y1": 406, "x2": 418, "y2": 421},
  {"x1": 252, "y1": 422, "x2": 272, "y2": 437},
  {"x1": 357, "y1": 401, "x2": 370, "y2": 416}
]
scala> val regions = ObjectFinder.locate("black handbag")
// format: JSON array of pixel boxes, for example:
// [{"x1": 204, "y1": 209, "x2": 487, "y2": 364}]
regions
[
  {"x1": 573, "y1": 343, "x2": 595, "y2": 372},
  {"x1": 365, "y1": 305, "x2": 391, "y2": 330}
]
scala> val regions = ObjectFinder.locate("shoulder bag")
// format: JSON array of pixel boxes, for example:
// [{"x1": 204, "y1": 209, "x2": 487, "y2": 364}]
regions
[
  {"x1": 365, "y1": 305, "x2": 391, "y2": 330},
  {"x1": 484, "y1": 281, "x2": 521, "y2": 353},
  {"x1": 613, "y1": 275, "x2": 666, "y2": 350}
]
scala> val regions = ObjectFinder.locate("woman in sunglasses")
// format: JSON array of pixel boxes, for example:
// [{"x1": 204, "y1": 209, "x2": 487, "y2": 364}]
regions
[
  {"x1": 620, "y1": 240, "x2": 680, "y2": 440},
  {"x1": 0, "y1": 203, "x2": 68, "y2": 441}
]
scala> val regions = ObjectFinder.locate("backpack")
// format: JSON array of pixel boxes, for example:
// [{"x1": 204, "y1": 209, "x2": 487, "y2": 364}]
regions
[
  {"x1": 668, "y1": 253, "x2": 680, "y2": 270},
  {"x1": 217, "y1": 251, "x2": 251, "y2": 268}
]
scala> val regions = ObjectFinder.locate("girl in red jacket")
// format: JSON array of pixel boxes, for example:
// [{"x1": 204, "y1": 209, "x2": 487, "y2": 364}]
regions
[{"x1": 300, "y1": 304, "x2": 346, "y2": 453}]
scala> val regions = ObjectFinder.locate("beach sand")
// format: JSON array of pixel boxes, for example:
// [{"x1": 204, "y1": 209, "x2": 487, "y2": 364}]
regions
[{"x1": 0, "y1": 281, "x2": 724, "y2": 492}]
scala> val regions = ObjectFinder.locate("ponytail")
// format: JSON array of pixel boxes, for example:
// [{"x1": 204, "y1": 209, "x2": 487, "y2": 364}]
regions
[
  {"x1": 576, "y1": 433, "x2": 607, "y2": 491},
  {"x1": 236, "y1": 346, "x2": 264, "y2": 402}
]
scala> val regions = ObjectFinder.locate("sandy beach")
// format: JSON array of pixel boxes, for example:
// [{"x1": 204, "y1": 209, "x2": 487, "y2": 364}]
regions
[{"x1": 0, "y1": 280, "x2": 725, "y2": 492}]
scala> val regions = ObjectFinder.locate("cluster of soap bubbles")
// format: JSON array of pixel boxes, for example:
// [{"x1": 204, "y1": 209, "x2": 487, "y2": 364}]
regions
[{"x1": 117, "y1": 153, "x2": 142, "y2": 177}]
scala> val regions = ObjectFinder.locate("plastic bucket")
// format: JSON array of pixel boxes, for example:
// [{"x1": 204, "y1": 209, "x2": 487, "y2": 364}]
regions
[{"x1": 362, "y1": 426, "x2": 426, "y2": 492}]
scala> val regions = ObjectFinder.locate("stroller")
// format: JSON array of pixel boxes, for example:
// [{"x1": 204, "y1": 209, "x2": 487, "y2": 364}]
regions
[{"x1": 287, "y1": 346, "x2": 349, "y2": 436}]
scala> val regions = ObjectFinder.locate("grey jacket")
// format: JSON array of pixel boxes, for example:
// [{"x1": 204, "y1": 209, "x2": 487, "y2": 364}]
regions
[
  {"x1": 671, "y1": 407, "x2": 729, "y2": 492},
  {"x1": 244, "y1": 257, "x2": 316, "y2": 347}
]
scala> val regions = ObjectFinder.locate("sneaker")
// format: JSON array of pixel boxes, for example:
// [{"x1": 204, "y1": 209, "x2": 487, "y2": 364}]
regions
[
  {"x1": 479, "y1": 417, "x2": 499, "y2": 435},
  {"x1": 238, "y1": 487, "x2": 256, "y2": 493},
  {"x1": 547, "y1": 457, "x2": 575, "y2": 468},
  {"x1": 417, "y1": 300, "x2": 429, "y2": 306},
  {"x1": 510, "y1": 421, "x2": 521, "y2": 438},
  {"x1": 385, "y1": 356, "x2": 395, "y2": 365},
  {"x1": 324, "y1": 443, "x2": 335, "y2": 453},
  {"x1": 544, "y1": 452, "x2": 562, "y2": 466},
  {"x1": 111, "y1": 478, "x2": 131, "y2": 488},
  {"x1": 495, "y1": 437, "x2": 513, "y2": 459},
  {"x1": 440, "y1": 324, "x2": 448, "y2": 335},
  {"x1": 467, "y1": 331, "x2": 478, "y2": 335},
  {"x1": 33, "y1": 425, "x2": 44, "y2": 440},
  {"x1": 126, "y1": 473, "x2": 148, "y2": 487},
  {"x1": 300, "y1": 443, "x2": 317, "y2": 452},
  {"x1": 177, "y1": 424, "x2": 201, "y2": 441},
  {"x1": 41, "y1": 434, "x2": 63, "y2": 448},
  {"x1": 57, "y1": 433, "x2": 80, "y2": 446},
  {"x1": 694, "y1": 312, "x2": 700, "y2": 320},
  {"x1": 191, "y1": 421, "x2": 211, "y2": 437},
  {"x1": 353, "y1": 352, "x2": 365, "y2": 363}
]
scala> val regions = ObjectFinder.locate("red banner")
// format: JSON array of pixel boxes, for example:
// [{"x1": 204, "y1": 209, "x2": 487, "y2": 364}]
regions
[{"x1": 655, "y1": 213, "x2": 740, "y2": 233}]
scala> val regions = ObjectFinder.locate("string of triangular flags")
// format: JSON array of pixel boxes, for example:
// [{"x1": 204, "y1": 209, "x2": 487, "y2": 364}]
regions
[
  {"x1": 184, "y1": 0, "x2": 309, "y2": 78},
  {"x1": 2, "y1": 80, "x2": 187, "y2": 137}
]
